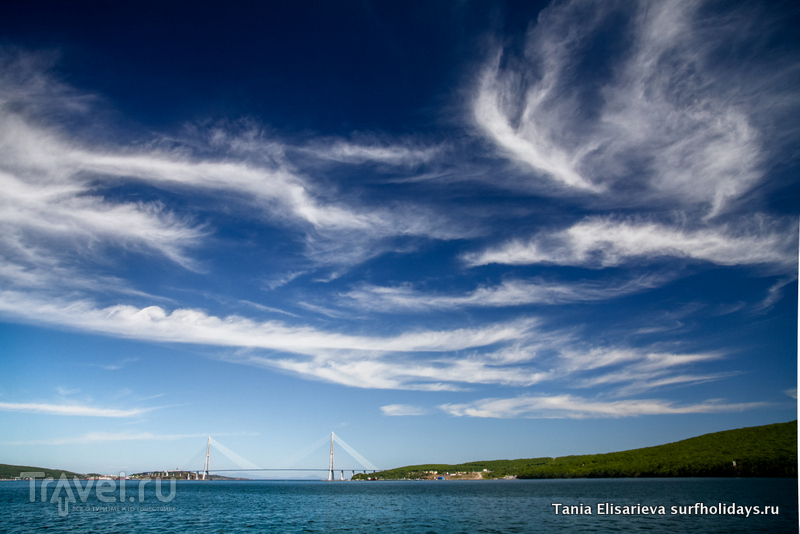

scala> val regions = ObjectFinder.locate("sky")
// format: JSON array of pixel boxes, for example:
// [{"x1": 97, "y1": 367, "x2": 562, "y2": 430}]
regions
[{"x1": 0, "y1": 0, "x2": 797, "y2": 476}]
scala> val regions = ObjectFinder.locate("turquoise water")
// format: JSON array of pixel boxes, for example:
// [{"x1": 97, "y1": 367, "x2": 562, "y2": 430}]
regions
[{"x1": 2, "y1": 478, "x2": 797, "y2": 533}]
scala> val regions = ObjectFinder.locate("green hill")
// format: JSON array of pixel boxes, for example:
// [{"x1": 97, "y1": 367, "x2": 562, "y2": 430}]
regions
[
  {"x1": 356, "y1": 420, "x2": 797, "y2": 480},
  {"x1": 0, "y1": 463, "x2": 86, "y2": 480}
]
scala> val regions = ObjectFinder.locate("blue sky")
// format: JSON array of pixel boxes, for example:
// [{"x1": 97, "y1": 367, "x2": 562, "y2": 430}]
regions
[{"x1": 0, "y1": 0, "x2": 797, "y2": 476}]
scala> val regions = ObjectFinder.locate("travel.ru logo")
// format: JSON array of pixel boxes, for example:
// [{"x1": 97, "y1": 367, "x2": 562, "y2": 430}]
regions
[{"x1": 23, "y1": 472, "x2": 177, "y2": 517}]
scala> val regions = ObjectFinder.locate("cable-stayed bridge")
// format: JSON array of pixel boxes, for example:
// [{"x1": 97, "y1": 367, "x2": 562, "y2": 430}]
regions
[{"x1": 187, "y1": 432, "x2": 380, "y2": 481}]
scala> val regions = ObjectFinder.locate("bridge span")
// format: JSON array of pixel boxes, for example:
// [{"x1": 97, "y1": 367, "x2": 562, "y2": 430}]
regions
[{"x1": 194, "y1": 432, "x2": 380, "y2": 480}]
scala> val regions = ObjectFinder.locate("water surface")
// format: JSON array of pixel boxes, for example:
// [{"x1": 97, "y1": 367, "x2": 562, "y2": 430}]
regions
[{"x1": 2, "y1": 477, "x2": 796, "y2": 533}]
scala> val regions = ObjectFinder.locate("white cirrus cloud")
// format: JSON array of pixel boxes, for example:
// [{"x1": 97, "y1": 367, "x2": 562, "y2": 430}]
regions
[
  {"x1": 557, "y1": 348, "x2": 732, "y2": 396},
  {"x1": 440, "y1": 394, "x2": 768, "y2": 419},
  {"x1": 342, "y1": 274, "x2": 668, "y2": 312},
  {"x1": 0, "y1": 290, "x2": 535, "y2": 356},
  {"x1": 474, "y1": 52, "x2": 598, "y2": 192},
  {"x1": 559, "y1": 348, "x2": 721, "y2": 374},
  {"x1": 0, "y1": 402, "x2": 149, "y2": 417},
  {"x1": 5, "y1": 431, "x2": 258, "y2": 446},
  {"x1": 219, "y1": 343, "x2": 553, "y2": 391},
  {"x1": 379, "y1": 404, "x2": 429, "y2": 416},
  {"x1": 464, "y1": 218, "x2": 796, "y2": 268},
  {"x1": 225, "y1": 339, "x2": 730, "y2": 394},
  {"x1": 300, "y1": 139, "x2": 441, "y2": 166},
  {"x1": 562, "y1": 348, "x2": 733, "y2": 396},
  {"x1": 473, "y1": 0, "x2": 795, "y2": 215},
  {"x1": 0, "y1": 289, "x2": 736, "y2": 392},
  {"x1": 756, "y1": 277, "x2": 796, "y2": 311},
  {"x1": 0, "y1": 168, "x2": 206, "y2": 270},
  {"x1": 0, "y1": 52, "x2": 467, "y2": 287}
]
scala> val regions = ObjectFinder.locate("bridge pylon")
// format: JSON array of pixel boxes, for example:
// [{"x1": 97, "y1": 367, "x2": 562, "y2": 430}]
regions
[
  {"x1": 202, "y1": 436, "x2": 210, "y2": 480},
  {"x1": 327, "y1": 432, "x2": 334, "y2": 481}
]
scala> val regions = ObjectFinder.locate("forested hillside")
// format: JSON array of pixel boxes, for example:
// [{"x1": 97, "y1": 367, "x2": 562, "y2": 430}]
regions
[{"x1": 356, "y1": 420, "x2": 797, "y2": 480}]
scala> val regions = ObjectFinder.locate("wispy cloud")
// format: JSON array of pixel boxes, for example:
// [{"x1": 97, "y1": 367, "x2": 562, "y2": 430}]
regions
[
  {"x1": 0, "y1": 290, "x2": 534, "y2": 355},
  {"x1": 263, "y1": 271, "x2": 307, "y2": 290},
  {"x1": 98, "y1": 357, "x2": 138, "y2": 371},
  {"x1": 474, "y1": 52, "x2": 598, "y2": 192},
  {"x1": 440, "y1": 394, "x2": 768, "y2": 419},
  {"x1": 5, "y1": 430, "x2": 258, "y2": 446},
  {"x1": 473, "y1": 0, "x2": 795, "y2": 215},
  {"x1": 0, "y1": 402, "x2": 149, "y2": 417},
  {"x1": 295, "y1": 301, "x2": 351, "y2": 319},
  {"x1": 0, "y1": 287, "x2": 738, "y2": 393},
  {"x1": 380, "y1": 404, "x2": 429, "y2": 416},
  {"x1": 0, "y1": 164, "x2": 206, "y2": 268},
  {"x1": 0, "y1": 52, "x2": 467, "y2": 289},
  {"x1": 557, "y1": 348, "x2": 733, "y2": 397},
  {"x1": 755, "y1": 277, "x2": 796, "y2": 311},
  {"x1": 464, "y1": 217, "x2": 795, "y2": 268},
  {"x1": 235, "y1": 349, "x2": 551, "y2": 391},
  {"x1": 342, "y1": 274, "x2": 668, "y2": 311},
  {"x1": 301, "y1": 138, "x2": 441, "y2": 166},
  {"x1": 559, "y1": 348, "x2": 720, "y2": 374}
]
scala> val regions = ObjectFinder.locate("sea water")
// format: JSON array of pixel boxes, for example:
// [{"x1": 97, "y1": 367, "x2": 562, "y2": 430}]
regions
[{"x1": 1, "y1": 478, "x2": 797, "y2": 533}]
